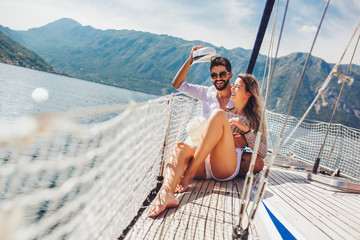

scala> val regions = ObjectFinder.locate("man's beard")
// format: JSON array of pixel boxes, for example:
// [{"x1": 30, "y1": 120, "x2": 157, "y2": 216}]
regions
[{"x1": 213, "y1": 78, "x2": 230, "y2": 91}]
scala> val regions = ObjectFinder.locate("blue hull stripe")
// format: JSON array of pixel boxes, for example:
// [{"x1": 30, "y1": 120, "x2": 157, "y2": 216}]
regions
[{"x1": 263, "y1": 201, "x2": 297, "y2": 240}]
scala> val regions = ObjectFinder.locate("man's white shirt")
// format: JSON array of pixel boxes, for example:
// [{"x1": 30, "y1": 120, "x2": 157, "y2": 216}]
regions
[{"x1": 178, "y1": 81, "x2": 234, "y2": 119}]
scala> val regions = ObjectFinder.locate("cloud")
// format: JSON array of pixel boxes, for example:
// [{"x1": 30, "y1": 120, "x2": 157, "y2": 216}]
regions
[
  {"x1": 330, "y1": 0, "x2": 360, "y2": 20},
  {"x1": 257, "y1": 0, "x2": 360, "y2": 64},
  {"x1": 299, "y1": 25, "x2": 317, "y2": 33}
]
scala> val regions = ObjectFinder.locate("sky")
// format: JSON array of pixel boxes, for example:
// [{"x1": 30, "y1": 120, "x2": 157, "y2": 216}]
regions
[{"x1": 0, "y1": 0, "x2": 359, "y2": 65}]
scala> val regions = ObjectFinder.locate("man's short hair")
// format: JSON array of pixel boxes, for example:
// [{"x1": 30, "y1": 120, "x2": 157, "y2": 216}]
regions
[{"x1": 210, "y1": 57, "x2": 231, "y2": 73}]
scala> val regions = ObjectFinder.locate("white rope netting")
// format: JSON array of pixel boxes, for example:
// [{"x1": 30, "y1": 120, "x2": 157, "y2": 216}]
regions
[
  {"x1": 266, "y1": 111, "x2": 360, "y2": 179},
  {"x1": 0, "y1": 94, "x2": 200, "y2": 240},
  {"x1": 0, "y1": 94, "x2": 358, "y2": 239}
]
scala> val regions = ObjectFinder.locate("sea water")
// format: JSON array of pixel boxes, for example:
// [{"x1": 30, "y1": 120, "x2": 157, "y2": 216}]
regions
[{"x1": 0, "y1": 63, "x2": 157, "y2": 121}]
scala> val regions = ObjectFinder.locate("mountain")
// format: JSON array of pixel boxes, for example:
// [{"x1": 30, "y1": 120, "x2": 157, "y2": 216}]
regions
[
  {"x1": 0, "y1": 29, "x2": 60, "y2": 73},
  {"x1": 0, "y1": 18, "x2": 359, "y2": 128},
  {"x1": 0, "y1": 19, "x2": 264, "y2": 95},
  {"x1": 266, "y1": 52, "x2": 360, "y2": 128}
]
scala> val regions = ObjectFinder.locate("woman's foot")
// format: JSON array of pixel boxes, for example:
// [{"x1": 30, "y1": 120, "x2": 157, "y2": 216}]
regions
[
  {"x1": 175, "y1": 169, "x2": 194, "y2": 193},
  {"x1": 148, "y1": 188, "x2": 179, "y2": 218}
]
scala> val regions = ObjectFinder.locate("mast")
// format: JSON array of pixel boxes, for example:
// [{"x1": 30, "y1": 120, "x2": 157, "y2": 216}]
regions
[{"x1": 246, "y1": 0, "x2": 275, "y2": 75}]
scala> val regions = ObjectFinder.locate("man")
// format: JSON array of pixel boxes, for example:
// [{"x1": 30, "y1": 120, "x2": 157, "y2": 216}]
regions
[
  {"x1": 148, "y1": 52, "x2": 264, "y2": 217},
  {"x1": 172, "y1": 46, "x2": 264, "y2": 177},
  {"x1": 172, "y1": 46, "x2": 234, "y2": 119}
]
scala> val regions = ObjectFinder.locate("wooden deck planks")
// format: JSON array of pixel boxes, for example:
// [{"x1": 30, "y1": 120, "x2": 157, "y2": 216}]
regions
[
  {"x1": 274, "y1": 170, "x2": 360, "y2": 231},
  {"x1": 265, "y1": 169, "x2": 360, "y2": 240},
  {"x1": 266, "y1": 172, "x2": 340, "y2": 239},
  {"x1": 171, "y1": 180, "x2": 208, "y2": 239},
  {"x1": 224, "y1": 180, "x2": 236, "y2": 240},
  {"x1": 209, "y1": 181, "x2": 222, "y2": 239},
  {"x1": 193, "y1": 180, "x2": 216, "y2": 240},
  {"x1": 277, "y1": 169, "x2": 360, "y2": 235},
  {"x1": 211, "y1": 181, "x2": 234, "y2": 240},
  {"x1": 124, "y1": 166, "x2": 360, "y2": 240},
  {"x1": 164, "y1": 180, "x2": 208, "y2": 239}
]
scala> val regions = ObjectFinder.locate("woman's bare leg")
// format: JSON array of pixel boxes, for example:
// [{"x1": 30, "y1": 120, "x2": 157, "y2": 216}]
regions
[
  {"x1": 149, "y1": 142, "x2": 194, "y2": 217},
  {"x1": 178, "y1": 109, "x2": 238, "y2": 189},
  {"x1": 149, "y1": 109, "x2": 240, "y2": 217}
]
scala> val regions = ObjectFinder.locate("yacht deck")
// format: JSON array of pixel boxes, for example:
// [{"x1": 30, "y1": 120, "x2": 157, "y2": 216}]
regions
[{"x1": 124, "y1": 158, "x2": 360, "y2": 240}]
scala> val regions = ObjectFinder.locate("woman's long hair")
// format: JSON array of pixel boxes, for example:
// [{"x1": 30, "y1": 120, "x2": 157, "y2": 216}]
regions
[{"x1": 238, "y1": 73, "x2": 268, "y2": 142}]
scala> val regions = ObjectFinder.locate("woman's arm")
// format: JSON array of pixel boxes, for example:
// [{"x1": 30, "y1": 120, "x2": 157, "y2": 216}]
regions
[
  {"x1": 229, "y1": 117, "x2": 267, "y2": 158},
  {"x1": 233, "y1": 134, "x2": 247, "y2": 148},
  {"x1": 243, "y1": 130, "x2": 267, "y2": 159}
]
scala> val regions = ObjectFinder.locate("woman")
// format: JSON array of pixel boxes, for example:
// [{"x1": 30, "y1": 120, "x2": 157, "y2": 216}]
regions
[{"x1": 149, "y1": 73, "x2": 267, "y2": 218}]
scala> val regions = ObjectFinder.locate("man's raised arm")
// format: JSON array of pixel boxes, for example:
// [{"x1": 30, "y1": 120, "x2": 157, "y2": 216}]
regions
[{"x1": 172, "y1": 46, "x2": 203, "y2": 89}]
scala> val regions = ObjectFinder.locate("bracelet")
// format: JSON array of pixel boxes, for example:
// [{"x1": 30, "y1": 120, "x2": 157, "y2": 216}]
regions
[{"x1": 243, "y1": 129, "x2": 251, "y2": 134}]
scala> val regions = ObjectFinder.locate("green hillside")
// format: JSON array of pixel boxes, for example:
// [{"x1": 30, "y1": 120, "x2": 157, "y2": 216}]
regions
[
  {"x1": 0, "y1": 18, "x2": 359, "y2": 128},
  {"x1": 0, "y1": 19, "x2": 265, "y2": 95},
  {"x1": 266, "y1": 53, "x2": 360, "y2": 128},
  {"x1": 0, "y1": 30, "x2": 60, "y2": 74}
]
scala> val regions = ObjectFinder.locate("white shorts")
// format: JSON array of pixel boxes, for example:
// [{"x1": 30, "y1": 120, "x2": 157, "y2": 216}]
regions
[{"x1": 204, "y1": 148, "x2": 242, "y2": 181}]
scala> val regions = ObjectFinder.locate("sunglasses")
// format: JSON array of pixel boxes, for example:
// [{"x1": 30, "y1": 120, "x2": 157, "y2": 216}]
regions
[{"x1": 210, "y1": 71, "x2": 230, "y2": 79}]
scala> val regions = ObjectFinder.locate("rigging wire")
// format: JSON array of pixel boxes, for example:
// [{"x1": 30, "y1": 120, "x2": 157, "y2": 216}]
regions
[
  {"x1": 323, "y1": 33, "x2": 360, "y2": 167},
  {"x1": 244, "y1": 0, "x2": 333, "y2": 234},
  {"x1": 275, "y1": 0, "x2": 331, "y2": 143},
  {"x1": 237, "y1": 0, "x2": 280, "y2": 233},
  {"x1": 261, "y1": 0, "x2": 280, "y2": 95},
  {"x1": 321, "y1": 34, "x2": 360, "y2": 167},
  {"x1": 279, "y1": 18, "x2": 360, "y2": 150},
  {"x1": 234, "y1": 0, "x2": 289, "y2": 237},
  {"x1": 242, "y1": 0, "x2": 280, "y2": 220}
]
